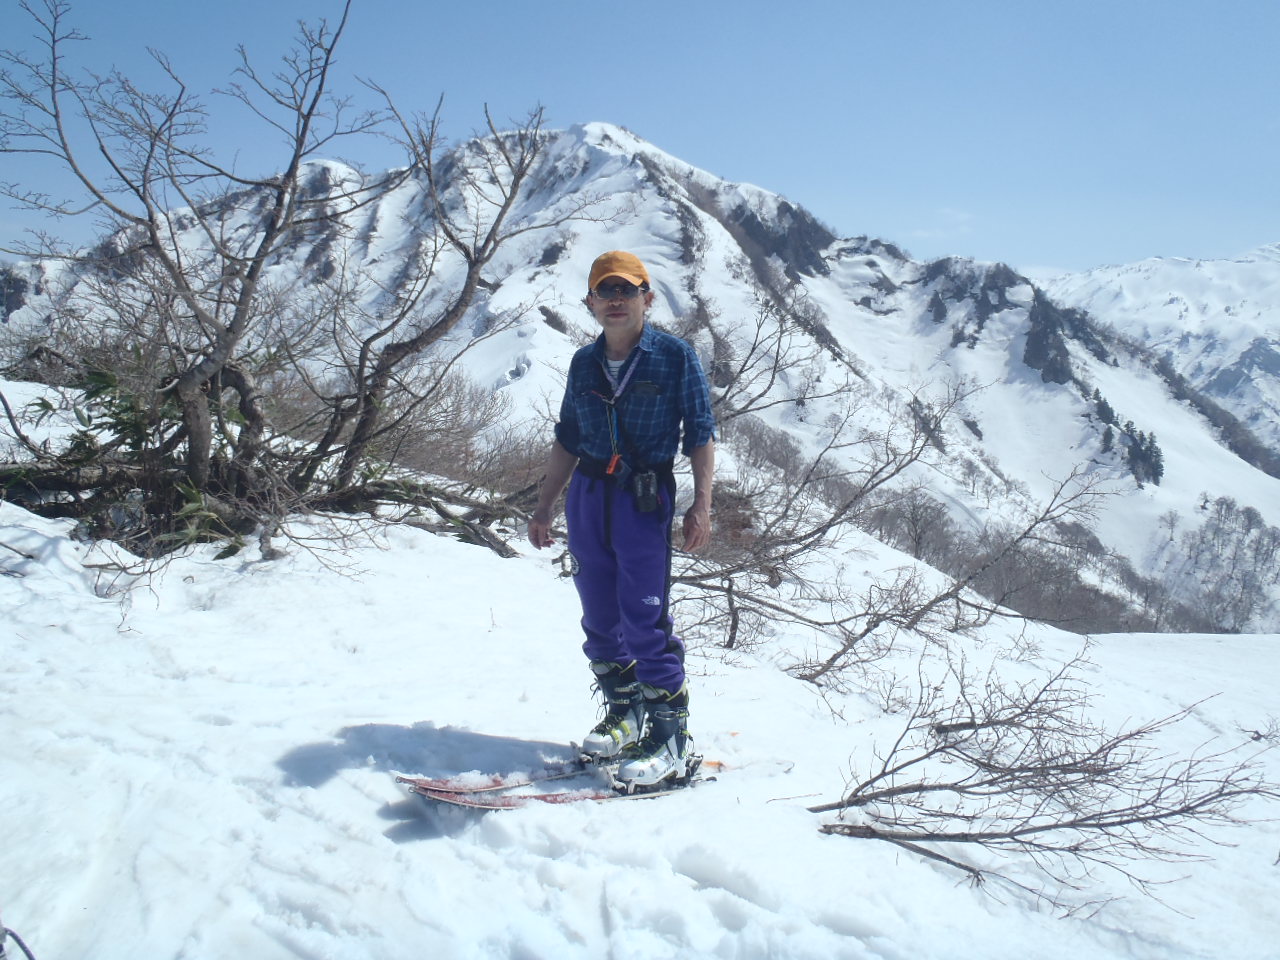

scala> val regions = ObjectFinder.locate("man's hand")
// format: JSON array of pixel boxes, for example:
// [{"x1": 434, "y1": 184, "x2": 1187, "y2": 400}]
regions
[
  {"x1": 527, "y1": 442, "x2": 578, "y2": 550},
  {"x1": 682, "y1": 440, "x2": 714, "y2": 553},
  {"x1": 681, "y1": 503, "x2": 711, "y2": 553},
  {"x1": 528, "y1": 506, "x2": 556, "y2": 549}
]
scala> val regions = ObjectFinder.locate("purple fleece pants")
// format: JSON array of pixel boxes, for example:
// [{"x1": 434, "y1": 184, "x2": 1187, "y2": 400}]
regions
[{"x1": 565, "y1": 470, "x2": 685, "y2": 695}]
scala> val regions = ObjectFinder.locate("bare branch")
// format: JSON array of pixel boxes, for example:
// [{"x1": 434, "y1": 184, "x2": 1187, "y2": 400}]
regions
[{"x1": 810, "y1": 649, "x2": 1280, "y2": 903}]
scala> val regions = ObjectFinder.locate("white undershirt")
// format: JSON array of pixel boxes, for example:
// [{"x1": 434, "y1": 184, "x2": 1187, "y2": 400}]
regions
[{"x1": 605, "y1": 357, "x2": 624, "y2": 379}]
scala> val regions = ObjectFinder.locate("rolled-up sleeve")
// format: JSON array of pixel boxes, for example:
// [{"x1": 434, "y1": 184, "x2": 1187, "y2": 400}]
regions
[
  {"x1": 553, "y1": 361, "x2": 582, "y2": 456},
  {"x1": 680, "y1": 342, "x2": 716, "y2": 456}
]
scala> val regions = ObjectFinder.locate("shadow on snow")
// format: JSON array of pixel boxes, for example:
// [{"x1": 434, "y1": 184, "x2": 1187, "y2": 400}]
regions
[{"x1": 276, "y1": 721, "x2": 578, "y2": 842}]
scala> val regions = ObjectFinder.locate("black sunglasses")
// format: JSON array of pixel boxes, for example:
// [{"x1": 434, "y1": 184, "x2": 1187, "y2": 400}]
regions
[{"x1": 591, "y1": 281, "x2": 648, "y2": 300}]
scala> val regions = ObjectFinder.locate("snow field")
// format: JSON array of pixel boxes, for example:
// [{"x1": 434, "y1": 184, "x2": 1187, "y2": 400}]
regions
[{"x1": 4, "y1": 500, "x2": 1280, "y2": 958}]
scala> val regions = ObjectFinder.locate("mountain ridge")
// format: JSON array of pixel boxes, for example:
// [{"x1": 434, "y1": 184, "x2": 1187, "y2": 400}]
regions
[{"x1": 3, "y1": 122, "x2": 1279, "y2": 630}]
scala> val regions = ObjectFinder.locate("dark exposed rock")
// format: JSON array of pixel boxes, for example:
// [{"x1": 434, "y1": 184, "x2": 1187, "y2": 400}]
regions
[
  {"x1": 1023, "y1": 290, "x2": 1111, "y2": 384},
  {"x1": 539, "y1": 239, "x2": 568, "y2": 267},
  {"x1": 538, "y1": 305, "x2": 569, "y2": 334},
  {"x1": 1, "y1": 267, "x2": 30, "y2": 322},
  {"x1": 725, "y1": 200, "x2": 835, "y2": 281}
]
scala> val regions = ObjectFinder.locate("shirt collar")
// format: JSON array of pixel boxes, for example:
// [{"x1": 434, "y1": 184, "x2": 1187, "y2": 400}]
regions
[{"x1": 591, "y1": 323, "x2": 658, "y2": 361}]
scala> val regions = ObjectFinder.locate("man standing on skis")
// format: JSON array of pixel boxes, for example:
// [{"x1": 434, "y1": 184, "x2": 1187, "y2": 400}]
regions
[{"x1": 528, "y1": 250, "x2": 715, "y2": 788}]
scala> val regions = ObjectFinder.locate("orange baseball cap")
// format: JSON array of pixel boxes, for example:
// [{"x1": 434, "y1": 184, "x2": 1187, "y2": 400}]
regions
[{"x1": 588, "y1": 250, "x2": 650, "y2": 289}]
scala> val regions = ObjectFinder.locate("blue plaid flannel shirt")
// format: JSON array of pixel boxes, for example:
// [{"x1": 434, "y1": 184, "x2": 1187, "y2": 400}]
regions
[{"x1": 555, "y1": 324, "x2": 716, "y2": 468}]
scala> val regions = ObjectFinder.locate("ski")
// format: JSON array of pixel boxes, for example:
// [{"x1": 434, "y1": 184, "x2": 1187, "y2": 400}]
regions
[
  {"x1": 395, "y1": 758, "x2": 588, "y2": 795},
  {"x1": 414, "y1": 785, "x2": 622, "y2": 809},
  {"x1": 410, "y1": 775, "x2": 712, "y2": 810},
  {"x1": 401, "y1": 754, "x2": 710, "y2": 810}
]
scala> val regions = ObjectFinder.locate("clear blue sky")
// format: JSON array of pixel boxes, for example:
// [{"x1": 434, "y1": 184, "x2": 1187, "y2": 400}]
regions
[{"x1": 3, "y1": 0, "x2": 1277, "y2": 274}]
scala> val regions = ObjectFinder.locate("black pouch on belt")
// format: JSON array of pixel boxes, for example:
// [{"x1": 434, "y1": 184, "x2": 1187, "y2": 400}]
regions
[{"x1": 631, "y1": 470, "x2": 659, "y2": 512}]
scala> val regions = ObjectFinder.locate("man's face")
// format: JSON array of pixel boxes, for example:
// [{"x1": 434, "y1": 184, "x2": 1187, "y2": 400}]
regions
[{"x1": 586, "y1": 278, "x2": 654, "y2": 336}]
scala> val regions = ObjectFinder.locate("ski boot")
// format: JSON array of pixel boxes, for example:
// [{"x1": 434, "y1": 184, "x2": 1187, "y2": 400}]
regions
[
  {"x1": 616, "y1": 684, "x2": 699, "y2": 790},
  {"x1": 581, "y1": 660, "x2": 645, "y2": 761}
]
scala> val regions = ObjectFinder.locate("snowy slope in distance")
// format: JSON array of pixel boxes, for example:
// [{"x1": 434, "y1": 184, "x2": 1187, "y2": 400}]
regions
[{"x1": 1046, "y1": 244, "x2": 1280, "y2": 451}]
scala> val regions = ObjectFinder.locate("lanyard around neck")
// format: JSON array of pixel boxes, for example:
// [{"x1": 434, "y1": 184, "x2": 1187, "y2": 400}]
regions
[
  {"x1": 594, "y1": 348, "x2": 641, "y2": 474},
  {"x1": 602, "y1": 348, "x2": 640, "y2": 400}
]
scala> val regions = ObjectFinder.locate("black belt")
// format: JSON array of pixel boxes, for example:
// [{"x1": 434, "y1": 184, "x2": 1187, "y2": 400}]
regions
[{"x1": 575, "y1": 457, "x2": 674, "y2": 480}]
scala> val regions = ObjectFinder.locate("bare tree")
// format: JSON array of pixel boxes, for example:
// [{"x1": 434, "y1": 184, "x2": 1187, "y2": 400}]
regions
[
  {"x1": 0, "y1": 1, "x2": 587, "y2": 556},
  {"x1": 671, "y1": 380, "x2": 974, "y2": 654},
  {"x1": 789, "y1": 469, "x2": 1117, "y2": 691},
  {"x1": 1241, "y1": 717, "x2": 1280, "y2": 747},
  {"x1": 669, "y1": 290, "x2": 1126, "y2": 661},
  {"x1": 702, "y1": 293, "x2": 846, "y2": 425},
  {"x1": 1151, "y1": 494, "x2": 1280, "y2": 632}
]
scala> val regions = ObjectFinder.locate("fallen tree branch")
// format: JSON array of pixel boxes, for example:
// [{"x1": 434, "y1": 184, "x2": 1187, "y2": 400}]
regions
[{"x1": 811, "y1": 650, "x2": 1280, "y2": 902}]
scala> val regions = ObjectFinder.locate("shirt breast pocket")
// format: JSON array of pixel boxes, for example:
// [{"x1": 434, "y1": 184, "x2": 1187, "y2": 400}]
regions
[
  {"x1": 575, "y1": 388, "x2": 611, "y2": 439},
  {"x1": 623, "y1": 382, "x2": 672, "y2": 429}
]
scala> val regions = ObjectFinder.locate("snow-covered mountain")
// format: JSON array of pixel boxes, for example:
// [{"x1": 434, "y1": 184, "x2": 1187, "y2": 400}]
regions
[
  {"x1": 4, "y1": 122, "x2": 1280, "y2": 630},
  {"x1": 1044, "y1": 245, "x2": 1280, "y2": 455}
]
